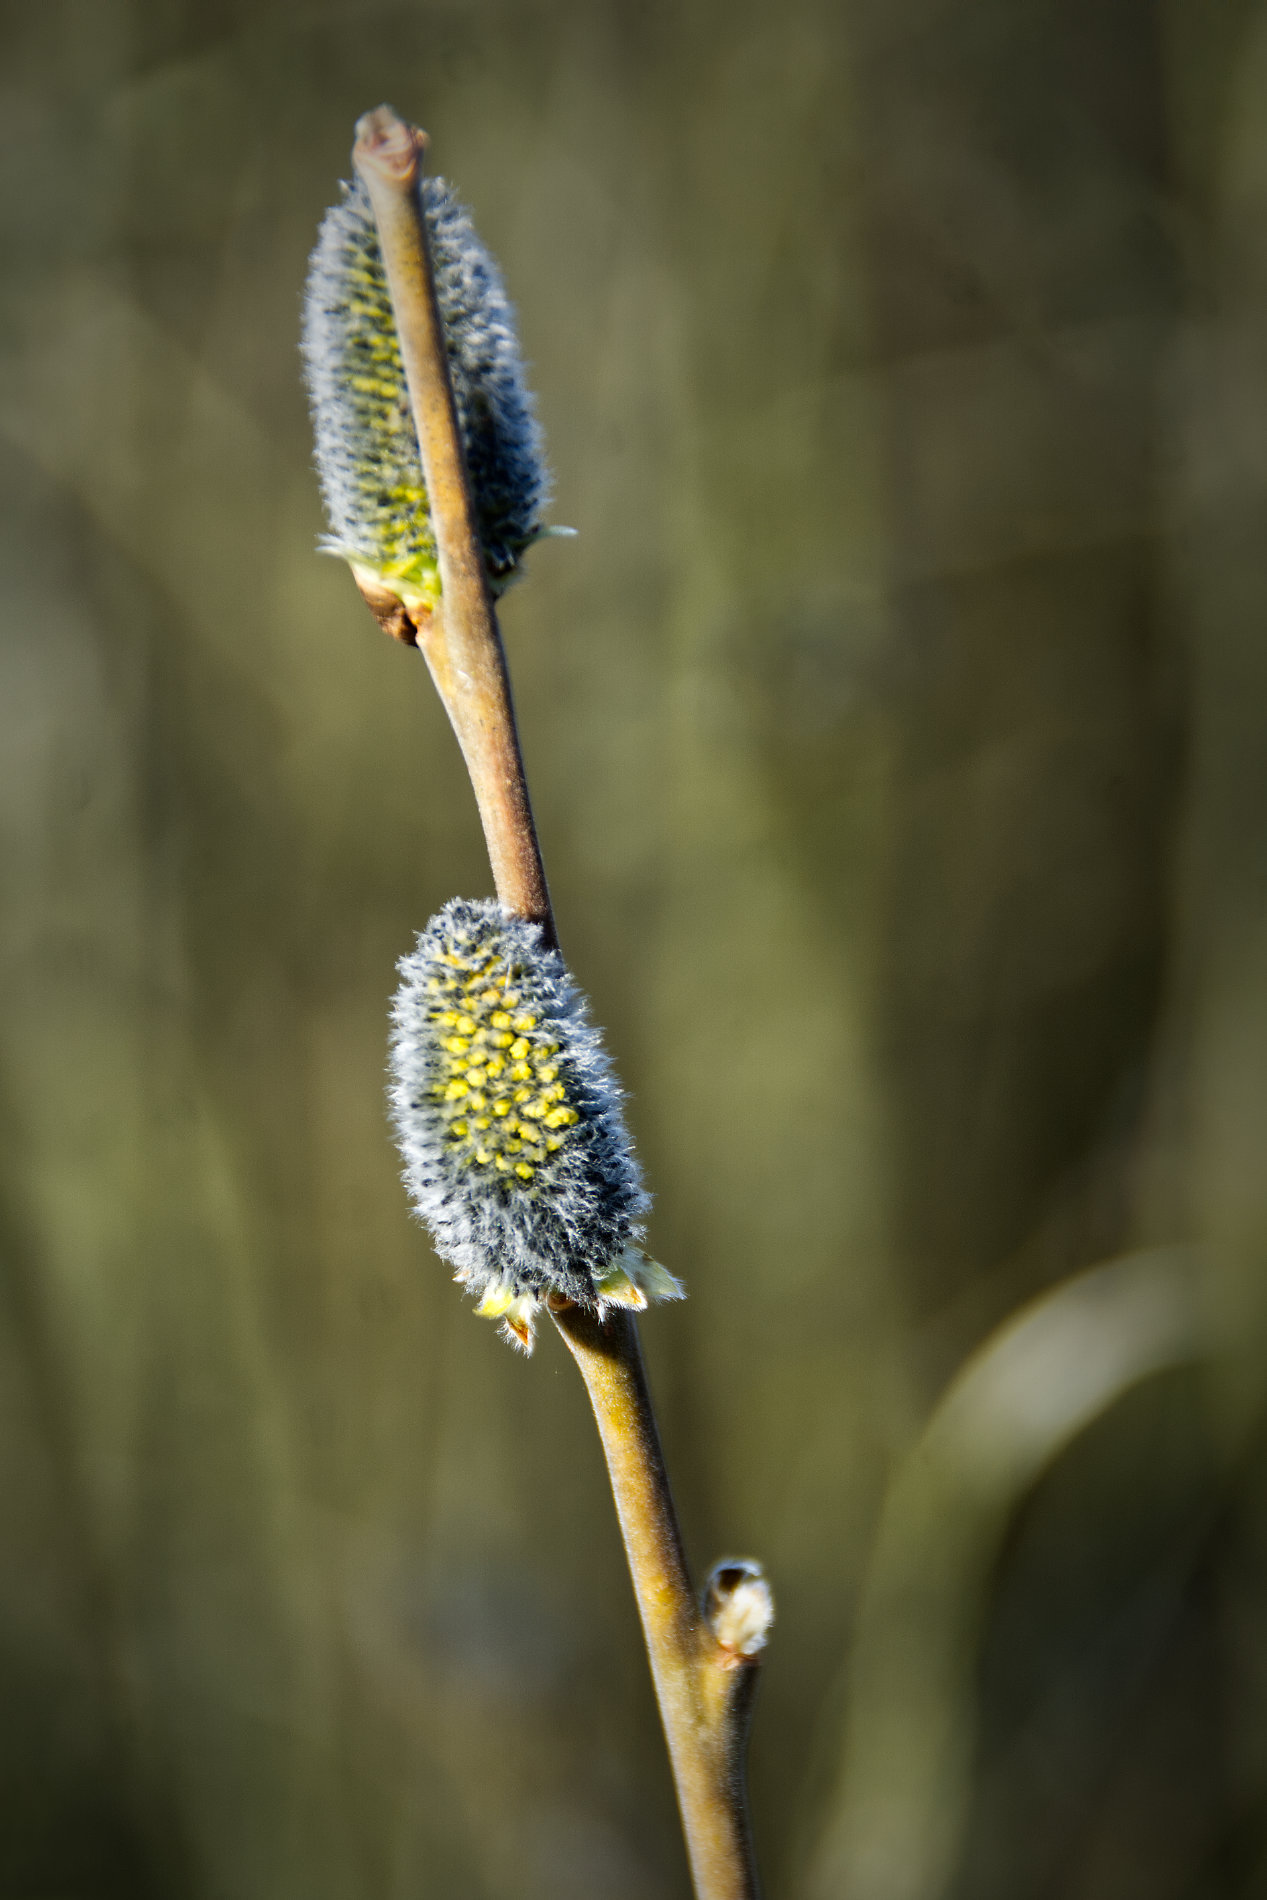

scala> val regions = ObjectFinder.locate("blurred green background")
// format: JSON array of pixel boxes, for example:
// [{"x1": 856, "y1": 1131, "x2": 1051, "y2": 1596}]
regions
[{"x1": 1, "y1": 1, "x2": 1266, "y2": 1895}]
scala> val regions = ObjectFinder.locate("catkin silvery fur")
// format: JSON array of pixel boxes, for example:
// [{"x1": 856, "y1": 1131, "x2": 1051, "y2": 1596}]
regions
[
  {"x1": 301, "y1": 176, "x2": 550, "y2": 601},
  {"x1": 389, "y1": 900, "x2": 681, "y2": 1349}
]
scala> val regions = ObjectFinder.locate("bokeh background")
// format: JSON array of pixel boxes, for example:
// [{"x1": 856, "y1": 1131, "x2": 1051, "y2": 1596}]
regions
[{"x1": 2, "y1": 1, "x2": 1267, "y2": 1895}]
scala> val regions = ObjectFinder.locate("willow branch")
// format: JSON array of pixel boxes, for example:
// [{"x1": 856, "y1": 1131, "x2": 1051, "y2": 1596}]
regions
[{"x1": 352, "y1": 102, "x2": 766, "y2": 1900}]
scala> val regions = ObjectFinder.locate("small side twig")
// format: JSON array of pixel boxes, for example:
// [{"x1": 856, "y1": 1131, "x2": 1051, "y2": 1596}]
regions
[
  {"x1": 551, "y1": 1302, "x2": 764, "y2": 1900},
  {"x1": 351, "y1": 102, "x2": 766, "y2": 1900}
]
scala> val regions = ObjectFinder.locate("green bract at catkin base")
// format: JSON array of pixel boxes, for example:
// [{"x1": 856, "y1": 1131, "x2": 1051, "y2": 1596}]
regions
[
  {"x1": 389, "y1": 900, "x2": 683, "y2": 1351},
  {"x1": 301, "y1": 176, "x2": 554, "y2": 614}
]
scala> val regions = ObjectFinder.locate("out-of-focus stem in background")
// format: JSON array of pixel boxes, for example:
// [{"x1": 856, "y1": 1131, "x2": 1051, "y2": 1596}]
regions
[{"x1": 807, "y1": 1249, "x2": 1204, "y2": 1900}]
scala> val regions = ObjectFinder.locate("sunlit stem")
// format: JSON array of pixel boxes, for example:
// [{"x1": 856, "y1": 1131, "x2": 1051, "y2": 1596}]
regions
[{"x1": 351, "y1": 102, "x2": 766, "y2": 1900}]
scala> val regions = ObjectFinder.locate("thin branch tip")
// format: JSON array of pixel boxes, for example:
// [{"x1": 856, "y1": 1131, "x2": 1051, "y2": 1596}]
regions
[
  {"x1": 353, "y1": 104, "x2": 428, "y2": 182},
  {"x1": 348, "y1": 104, "x2": 553, "y2": 931}
]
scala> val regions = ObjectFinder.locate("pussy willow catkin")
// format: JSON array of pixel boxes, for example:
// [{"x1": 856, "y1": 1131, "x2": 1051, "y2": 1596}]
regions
[
  {"x1": 301, "y1": 175, "x2": 550, "y2": 607},
  {"x1": 390, "y1": 900, "x2": 682, "y2": 1350}
]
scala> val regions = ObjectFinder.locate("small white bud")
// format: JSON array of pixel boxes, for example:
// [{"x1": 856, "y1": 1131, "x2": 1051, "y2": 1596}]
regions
[{"x1": 703, "y1": 1559, "x2": 774, "y2": 1659}]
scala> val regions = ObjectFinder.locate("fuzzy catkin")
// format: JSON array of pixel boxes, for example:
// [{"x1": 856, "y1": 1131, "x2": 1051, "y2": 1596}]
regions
[
  {"x1": 301, "y1": 176, "x2": 549, "y2": 600},
  {"x1": 389, "y1": 901, "x2": 652, "y2": 1329}
]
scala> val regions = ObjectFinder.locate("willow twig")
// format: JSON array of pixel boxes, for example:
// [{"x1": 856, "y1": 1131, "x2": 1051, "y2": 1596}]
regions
[{"x1": 351, "y1": 101, "x2": 766, "y2": 1900}]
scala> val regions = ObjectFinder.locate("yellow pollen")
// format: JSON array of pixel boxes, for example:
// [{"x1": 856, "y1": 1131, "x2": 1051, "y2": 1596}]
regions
[
  {"x1": 474, "y1": 1147, "x2": 491, "y2": 1164},
  {"x1": 451, "y1": 1120, "x2": 469, "y2": 1137},
  {"x1": 538, "y1": 1066, "x2": 558, "y2": 1084},
  {"x1": 443, "y1": 1036, "x2": 470, "y2": 1055},
  {"x1": 514, "y1": 1162, "x2": 534, "y2": 1180},
  {"x1": 493, "y1": 1100, "x2": 510, "y2": 1116},
  {"x1": 510, "y1": 1062, "x2": 532, "y2": 1083},
  {"x1": 544, "y1": 1106, "x2": 578, "y2": 1129},
  {"x1": 473, "y1": 1116, "x2": 491, "y2": 1130},
  {"x1": 456, "y1": 1015, "x2": 475, "y2": 1034},
  {"x1": 444, "y1": 1080, "x2": 469, "y2": 1101},
  {"x1": 490, "y1": 1011, "x2": 512, "y2": 1031},
  {"x1": 494, "y1": 1155, "x2": 511, "y2": 1171},
  {"x1": 512, "y1": 1014, "x2": 537, "y2": 1033},
  {"x1": 509, "y1": 1038, "x2": 530, "y2": 1061}
]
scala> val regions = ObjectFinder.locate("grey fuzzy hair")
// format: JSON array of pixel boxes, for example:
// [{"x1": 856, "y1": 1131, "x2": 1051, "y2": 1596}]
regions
[
  {"x1": 301, "y1": 174, "x2": 550, "y2": 581},
  {"x1": 388, "y1": 900, "x2": 650, "y2": 1306}
]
